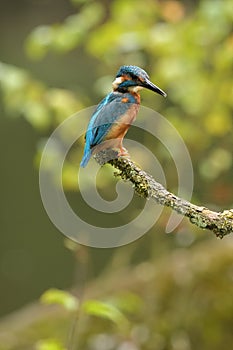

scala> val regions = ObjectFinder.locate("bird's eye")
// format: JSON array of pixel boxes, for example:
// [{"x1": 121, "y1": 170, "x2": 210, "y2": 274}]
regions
[{"x1": 130, "y1": 73, "x2": 138, "y2": 80}]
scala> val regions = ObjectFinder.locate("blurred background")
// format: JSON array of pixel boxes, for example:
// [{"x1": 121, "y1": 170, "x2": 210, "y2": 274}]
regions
[{"x1": 0, "y1": 0, "x2": 232, "y2": 349}]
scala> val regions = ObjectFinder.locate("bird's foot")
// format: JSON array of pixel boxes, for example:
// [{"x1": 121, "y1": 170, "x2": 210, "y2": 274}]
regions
[{"x1": 118, "y1": 147, "x2": 129, "y2": 157}]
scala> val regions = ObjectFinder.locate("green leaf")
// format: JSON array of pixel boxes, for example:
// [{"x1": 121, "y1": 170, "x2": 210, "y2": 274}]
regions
[
  {"x1": 36, "y1": 339, "x2": 66, "y2": 350},
  {"x1": 40, "y1": 289, "x2": 79, "y2": 311},
  {"x1": 83, "y1": 300, "x2": 129, "y2": 330},
  {"x1": 110, "y1": 292, "x2": 143, "y2": 314}
]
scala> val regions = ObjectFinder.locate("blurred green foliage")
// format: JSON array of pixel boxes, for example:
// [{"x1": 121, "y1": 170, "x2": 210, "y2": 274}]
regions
[
  {"x1": 0, "y1": 62, "x2": 82, "y2": 130},
  {"x1": 1, "y1": 240, "x2": 232, "y2": 349},
  {"x1": 25, "y1": 3, "x2": 104, "y2": 59},
  {"x1": 0, "y1": 0, "x2": 232, "y2": 349}
]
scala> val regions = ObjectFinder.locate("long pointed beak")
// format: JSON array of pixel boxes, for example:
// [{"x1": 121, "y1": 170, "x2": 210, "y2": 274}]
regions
[{"x1": 142, "y1": 79, "x2": 167, "y2": 97}]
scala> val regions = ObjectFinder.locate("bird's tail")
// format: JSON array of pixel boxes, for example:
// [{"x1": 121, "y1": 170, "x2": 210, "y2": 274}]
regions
[{"x1": 80, "y1": 148, "x2": 92, "y2": 167}]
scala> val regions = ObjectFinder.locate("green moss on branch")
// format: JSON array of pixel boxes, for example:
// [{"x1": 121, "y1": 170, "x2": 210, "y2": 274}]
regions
[{"x1": 94, "y1": 151, "x2": 233, "y2": 238}]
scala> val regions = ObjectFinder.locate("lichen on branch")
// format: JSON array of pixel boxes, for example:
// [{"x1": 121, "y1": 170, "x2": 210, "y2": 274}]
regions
[{"x1": 94, "y1": 150, "x2": 233, "y2": 238}]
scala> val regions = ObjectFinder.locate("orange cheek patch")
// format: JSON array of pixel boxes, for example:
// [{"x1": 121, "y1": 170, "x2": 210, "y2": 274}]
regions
[{"x1": 121, "y1": 97, "x2": 129, "y2": 103}]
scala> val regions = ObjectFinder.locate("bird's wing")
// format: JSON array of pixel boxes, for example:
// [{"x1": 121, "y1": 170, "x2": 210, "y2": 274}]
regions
[{"x1": 85, "y1": 92, "x2": 133, "y2": 147}]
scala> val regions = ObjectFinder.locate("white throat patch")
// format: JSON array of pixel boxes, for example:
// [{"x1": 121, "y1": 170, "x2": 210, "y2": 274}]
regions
[
  {"x1": 112, "y1": 77, "x2": 143, "y2": 92},
  {"x1": 112, "y1": 77, "x2": 124, "y2": 89},
  {"x1": 128, "y1": 86, "x2": 143, "y2": 92}
]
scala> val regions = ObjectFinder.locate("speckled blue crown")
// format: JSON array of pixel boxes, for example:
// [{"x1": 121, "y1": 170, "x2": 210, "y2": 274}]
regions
[{"x1": 116, "y1": 65, "x2": 149, "y2": 80}]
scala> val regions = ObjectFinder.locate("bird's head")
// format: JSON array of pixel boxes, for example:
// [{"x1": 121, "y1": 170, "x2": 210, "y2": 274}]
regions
[{"x1": 112, "y1": 65, "x2": 166, "y2": 97}]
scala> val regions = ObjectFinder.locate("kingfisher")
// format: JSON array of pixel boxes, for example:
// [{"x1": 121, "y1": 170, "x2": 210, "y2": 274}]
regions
[{"x1": 80, "y1": 65, "x2": 166, "y2": 167}]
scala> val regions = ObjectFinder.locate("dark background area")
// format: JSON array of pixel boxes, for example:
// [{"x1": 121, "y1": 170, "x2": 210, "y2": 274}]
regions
[{"x1": 0, "y1": 0, "x2": 77, "y2": 317}]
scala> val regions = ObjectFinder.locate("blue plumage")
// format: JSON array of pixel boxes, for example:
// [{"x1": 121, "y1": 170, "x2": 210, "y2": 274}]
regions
[
  {"x1": 80, "y1": 92, "x2": 137, "y2": 167},
  {"x1": 80, "y1": 65, "x2": 166, "y2": 167}
]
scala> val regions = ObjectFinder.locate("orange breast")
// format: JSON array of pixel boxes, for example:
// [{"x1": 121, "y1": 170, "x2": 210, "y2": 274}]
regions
[{"x1": 105, "y1": 103, "x2": 140, "y2": 140}]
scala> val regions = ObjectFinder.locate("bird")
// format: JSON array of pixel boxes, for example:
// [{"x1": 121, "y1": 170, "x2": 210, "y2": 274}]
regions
[{"x1": 80, "y1": 65, "x2": 166, "y2": 167}]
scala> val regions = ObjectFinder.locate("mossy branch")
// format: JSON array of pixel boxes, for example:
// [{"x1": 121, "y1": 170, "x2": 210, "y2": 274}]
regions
[{"x1": 94, "y1": 150, "x2": 233, "y2": 238}]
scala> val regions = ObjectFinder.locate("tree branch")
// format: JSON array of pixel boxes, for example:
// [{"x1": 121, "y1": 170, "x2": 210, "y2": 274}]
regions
[{"x1": 94, "y1": 150, "x2": 233, "y2": 238}]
